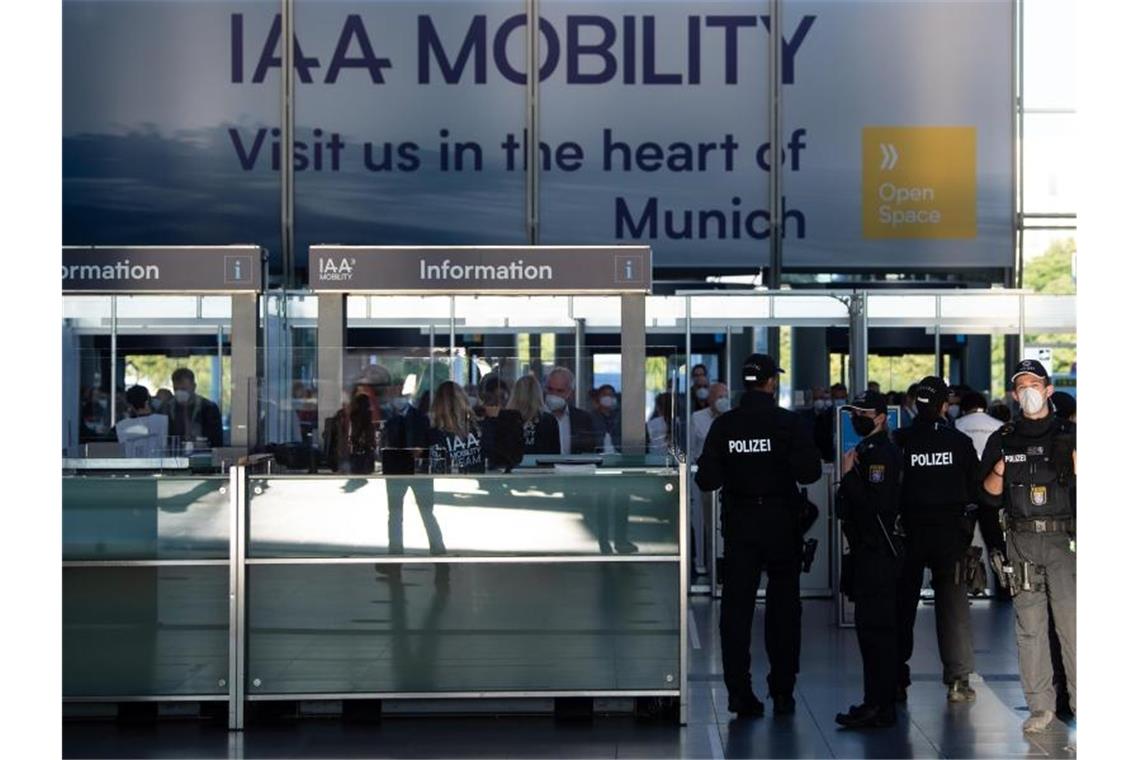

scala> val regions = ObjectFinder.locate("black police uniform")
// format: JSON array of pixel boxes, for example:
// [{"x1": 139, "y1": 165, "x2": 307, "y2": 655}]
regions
[
  {"x1": 836, "y1": 416, "x2": 903, "y2": 723},
  {"x1": 894, "y1": 410, "x2": 980, "y2": 695},
  {"x1": 978, "y1": 395, "x2": 1076, "y2": 717},
  {"x1": 696, "y1": 372, "x2": 821, "y2": 711}
]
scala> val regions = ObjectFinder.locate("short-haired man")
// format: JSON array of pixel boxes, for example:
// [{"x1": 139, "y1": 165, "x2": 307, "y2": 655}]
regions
[
  {"x1": 169, "y1": 368, "x2": 223, "y2": 448},
  {"x1": 979, "y1": 360, "x2": 1076, "y2": 733},
  {"x1": 544, "y1": 367, "x2": 600, "y2": 454}
]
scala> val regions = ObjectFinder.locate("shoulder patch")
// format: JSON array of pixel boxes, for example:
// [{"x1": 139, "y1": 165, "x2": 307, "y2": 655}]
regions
[{"x1": 869, "y1": 464, "x2": 886, "y2": 483}]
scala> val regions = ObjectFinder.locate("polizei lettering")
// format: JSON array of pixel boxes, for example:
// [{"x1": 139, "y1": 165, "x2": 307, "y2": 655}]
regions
[
  {"x1": 911, "y1": 451, "x2": 954, "y2": 467},
  {"x1": 728, "y1": 438, "x2": 771, "y2": 454}
]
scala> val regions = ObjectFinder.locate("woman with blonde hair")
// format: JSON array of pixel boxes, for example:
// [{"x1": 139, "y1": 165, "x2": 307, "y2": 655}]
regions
[
  {"x1": 506, "y1": 374, "x2": 560, "y2": 455},
  {"x1": 428, "y1": 381, "x2": 485, "y2": 473}
]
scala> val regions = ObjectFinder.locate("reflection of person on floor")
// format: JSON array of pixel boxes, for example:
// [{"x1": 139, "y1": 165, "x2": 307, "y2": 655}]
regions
[
  {"x1": 381, "y1": 375, "x2": 441, "y2": 557},
  {"x1": 380, "y1": 562, "x2": 450, "y2": 691}
]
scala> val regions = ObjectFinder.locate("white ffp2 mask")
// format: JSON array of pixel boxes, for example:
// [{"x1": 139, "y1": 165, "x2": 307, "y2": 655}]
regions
[{"x1": 1017, "y1": 387, "x2": 1047, "y2": 415}]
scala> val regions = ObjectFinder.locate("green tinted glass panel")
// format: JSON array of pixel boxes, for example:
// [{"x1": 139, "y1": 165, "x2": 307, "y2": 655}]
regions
[
  {"x1": 248, "y1": 472, "x2": 680, "y2": 558},
  {"x1": 63, "y1": 566, "x2": 228, "y2": 697},
  {"x1": 247, "y1": 562, "x2": 679, "y2": 694},
  {"x1": 62, "y1": 477, "x2": 230, "y2": 560}
]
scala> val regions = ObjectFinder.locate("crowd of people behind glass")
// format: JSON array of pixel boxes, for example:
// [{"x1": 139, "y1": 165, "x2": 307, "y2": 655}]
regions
[{"x1": 82, "y1": 361, "x2": 1075, "y2": 471}]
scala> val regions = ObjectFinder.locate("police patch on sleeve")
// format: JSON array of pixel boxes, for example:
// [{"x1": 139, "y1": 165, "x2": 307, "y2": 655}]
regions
[{"x1": 869, "y1": 464, "x2": 886, "y2": 483}]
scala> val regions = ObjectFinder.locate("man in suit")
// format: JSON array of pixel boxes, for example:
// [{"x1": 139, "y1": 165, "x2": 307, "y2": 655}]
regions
[{"x1": 544, "y1": 366, "x2": 601, "y2": 454}]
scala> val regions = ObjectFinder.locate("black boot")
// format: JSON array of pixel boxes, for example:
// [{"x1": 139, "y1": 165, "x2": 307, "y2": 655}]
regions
[
  {"x1": 772, "y1": 693, "x2": 796, "y2": 715},
  {"x1": 728, "y1": 691, "x2": 765, "y2": 717},
  {"x1": 836, "y1": 703, "x2": 896, "y2": 729}
]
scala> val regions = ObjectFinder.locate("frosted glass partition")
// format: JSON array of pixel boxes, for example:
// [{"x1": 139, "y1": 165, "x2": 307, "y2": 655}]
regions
[
  {"x1": 939, "y1": 294, "x2": 1022, "y2": 327},
  {"x1": 569, "y1": 296, "x2": 622, "y2": 328},
  {"x1": 689, "y1": 295, "x2": 771, "y2": 323},
  {"x1": 646, "y1": 296, "x2": 686, "y2": 328},
  {"x1": 1024, "y1": 294, "x2": 1076, "y2": 332},
  {"x1": 61, "y1": 295, "x2": 113, "y2": 326},
  {"x1": 453, "y1": 296, "x2": 576, "y2": 329},
  {"x1": 347, "y1": 295, "x2": 454, "y2": 323},
  {"x1": 771, "y1": 294, "x2": 850, "y2": 323},
  {"x1": 200, "y1": 296, "x2": 233, "y2": 319},
  {"x1": 867, "y1": 294, "x2": 937, "y2": 321},
  {"x1": 113, "y1": 295, "x2": 201, "y2": 319}
]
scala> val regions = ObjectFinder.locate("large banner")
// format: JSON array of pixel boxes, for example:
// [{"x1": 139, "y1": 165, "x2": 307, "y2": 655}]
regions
[{"x1": 63, "y1": 0, "x2": 1013, "y2": 275}]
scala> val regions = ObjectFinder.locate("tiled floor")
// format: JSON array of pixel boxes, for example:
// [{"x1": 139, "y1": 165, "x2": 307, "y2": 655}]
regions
[{"x1": 63, "y1": 597, "x2": 1076, "y2": 758}]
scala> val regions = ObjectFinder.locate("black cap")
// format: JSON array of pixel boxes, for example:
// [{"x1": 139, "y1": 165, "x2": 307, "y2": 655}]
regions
[
  {"x1": 914, "y1": 375, "x2": 948, "y2": 407},
  {"x1": 1010, "y1": 359, "x2": 1050, "y2": 385},
  {"x1": 848, "y1": 390, "x2": 887, "y2": 415},
  {"x1": 741, "y1": 353, "x2": 784, "y2": 384}
]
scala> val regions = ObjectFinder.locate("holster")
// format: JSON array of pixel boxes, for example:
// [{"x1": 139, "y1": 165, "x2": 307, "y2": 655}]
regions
[{"x1": 958, "y1": 545, "x2": 987, "y2": 594}]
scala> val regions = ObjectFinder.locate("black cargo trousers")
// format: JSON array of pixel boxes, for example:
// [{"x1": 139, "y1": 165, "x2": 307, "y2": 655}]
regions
[
  {"x1": 720, "y1": 496, "x2": 802, "y2": 699},
  {"x1": 896, "y1": 515, "x2": 975, "y2": 687}
]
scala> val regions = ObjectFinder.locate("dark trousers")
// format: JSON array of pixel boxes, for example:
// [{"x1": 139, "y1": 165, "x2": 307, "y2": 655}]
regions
[
  {"x1": 852, "y1": 550, "x2": 901, "y2": 708},
  {"x1": 896, "y1": 521, "x2": 974, "y2": 685},
  {"x1": 386, "y1": 479, "x2": 445, "y2": 554},
  {"x1": 720, "y1": 509, "x2": 801, "y2": 698}
]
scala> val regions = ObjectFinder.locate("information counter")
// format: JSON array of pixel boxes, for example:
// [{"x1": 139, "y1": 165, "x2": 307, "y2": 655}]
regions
[{"x1": 62, "y1": 460, "x2": 687, "y2": 727}]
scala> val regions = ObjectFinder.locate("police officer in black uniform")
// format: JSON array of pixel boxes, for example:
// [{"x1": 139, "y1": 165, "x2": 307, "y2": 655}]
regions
[
  {"x1": 979, "y1": 359, "x2": 1076, "y2": 734},
  {"x1": 894, "y1": 376, "x2": 981, "y2": 704},
  {"x1": 696, "y1": 354, "x2": 822, "y2": 717},
  {"x1": 835, "y1": 391, "x2": 904, "y2": 728}
]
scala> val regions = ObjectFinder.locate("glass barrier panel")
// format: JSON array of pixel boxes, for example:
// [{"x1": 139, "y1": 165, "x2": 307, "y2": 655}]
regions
[
  {"x1": 63, "y1": 476, "x2": 230, "y2": 560},
  {"x1": 63, "y1": 566, "x2": 229, "y2": 697},
  {"x1": 1024, "y1": 294, "x2": 1076, "y2": 333},
  {"x1": 689, "y1": 295, "x2": 771, "y2": 322},
  {"x1": 867, "y1": 294, "x2": 936, "y2": 322},
  {"x1": 248, "y1": 472, "x2": 680, "y2": 558},
  {"x1": 246, "y1": 561, "x2": 679, "y2": 695}
]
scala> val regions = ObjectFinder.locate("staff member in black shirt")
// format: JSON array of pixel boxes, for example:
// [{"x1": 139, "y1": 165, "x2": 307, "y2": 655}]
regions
[
  {"x1": 835, "y1": 391, "x2": 904, "y2": 728},
  {"x1": 894, "y1": 376, "x2": 980, "y2": 704},
  {"x1": 696, "y1": 354, "x2": 822, "y2": 717}
]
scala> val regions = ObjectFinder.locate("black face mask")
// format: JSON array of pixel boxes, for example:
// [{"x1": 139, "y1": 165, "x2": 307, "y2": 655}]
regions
[{"x1": 851, "y1": 415, "x2": 877, "y2": 438}]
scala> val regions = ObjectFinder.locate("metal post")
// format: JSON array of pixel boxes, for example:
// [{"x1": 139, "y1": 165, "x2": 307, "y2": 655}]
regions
[
  {"x1": 216, "y1": 324, "x2": 225, "y2": 408},
  {"x1": 316, "y1": 294, "x2": 346, "y2": 431},
  {"x1": 934, "y1": 294, "x2": 942, "y2": 377},
  {"x1": 231, "y1": 295, "x2": 260, "y2": 449},
  {"x1": 428, "y1": 323, "x2": 436, "y2": 400},
  {"x1": 1014, "y1": 0, "x2": 1025, "y2": 289},
  {"x1": 768, "y1": 0, "x2": 783, "y2": 288},
  {"x1": 685, "y1": 296, "x2": 692, "y2": 463},
  {"x1": 280, "y1": 0, "x2": 295, "y2": 288},
  {"x1": 525, "y1": 0, "x2": 540, "y2": 244},
  {"x1": 1018, "y1": 293, "x2": 1026, "y2": 361},
  {"x1": 677, "y1": 460, "x2": 689, "y2": 726},
  {"x1": 228, "y1": 464, "x2": 247, "y2": 730},
  {"x1": 848, "y1": 292, "x2": 868, "y2": 395},
  {"x1": 574, "y1": 317, "x2": 585, "y2": 405},
  {"x1": 109, "y1": 296, "x2": 117, "y2": 424},
  {"x1": 620, "y1": 294, "x2": 647, "y2": 454},
  {"x1": 449, "y1": 296, "x2": 457, "y2": 382},
  {"x1": 725, "y1": 326, "x2": 732, "y2": 394}
]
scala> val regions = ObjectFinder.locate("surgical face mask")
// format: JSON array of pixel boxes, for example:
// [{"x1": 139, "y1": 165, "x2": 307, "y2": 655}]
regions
[
  {"x1": 695, "y1": 387, "x2": 710, "y2": 401},
  {"x1": 467, "y1": 395, "x2": 480, "y2": 408},
  {"x1": 851, "y1": 415, "x2": 877, "y2": 438},
  {"x1": 1017, "y1": 387, "x2": 1047, "y2": 416},
  {"x1": 599, "y1": 395, "x2": 617, "y2": 410},
  {"x1": 947, "y1": 404, "x2": 961, "y2": 419},
  {"x1": 714, "y1": 397, "x2": 731, "y2": 415},
  {"x1": 545, "y1": 393, "x2": 567, "y2": 412},
  {"x1": 812, "y1": 399, "x2": 827, "y2": 413},
  {"x1": 173, "y1": 390, "x2": 191, "y2": 404},
  {"x1": 391, "y1": 396, "x2": 410, "y2": 412}
]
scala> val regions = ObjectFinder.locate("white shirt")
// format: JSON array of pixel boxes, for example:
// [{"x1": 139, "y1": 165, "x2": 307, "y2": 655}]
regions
[
  {"x1": 556, "y1": 410, "x2": 571, "y2": 455},
  {"x1": 954, "y1": 410, "x2": 1003, "y2": 459},
  {"x1": 647, "y1": 416, "x2": 670, "y2": 454},
  {"x1": 115, "y1": 413, "x2": 169, "y2": 458},
  {"x1": 691, "y1": 407, "x2": 717, "y2": 459}
]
